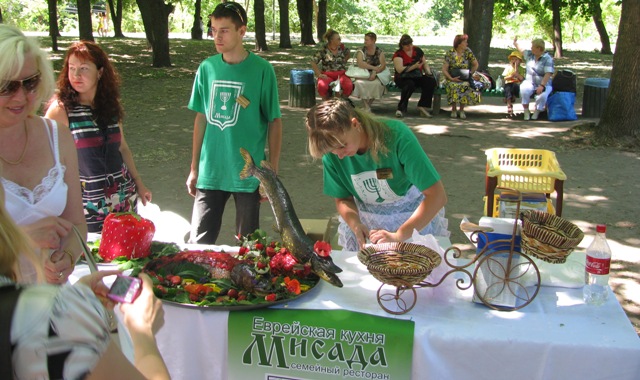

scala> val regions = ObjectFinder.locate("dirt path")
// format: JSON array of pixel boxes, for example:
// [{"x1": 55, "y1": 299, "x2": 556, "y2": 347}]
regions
[{"x1": 129, "y1": 82, "x2": 640, "y2": 335}]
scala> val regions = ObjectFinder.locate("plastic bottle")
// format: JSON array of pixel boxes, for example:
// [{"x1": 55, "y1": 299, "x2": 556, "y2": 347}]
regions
[
  {"x1": 496, "y1": 75, "x2": 504, "y2": 91},
  {"x1": 583, "y1": 224, "x2": 611, "y2": 306}
]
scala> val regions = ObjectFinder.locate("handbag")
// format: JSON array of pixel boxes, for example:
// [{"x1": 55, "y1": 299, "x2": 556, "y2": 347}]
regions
[
  {"x1": 345, "y1": 51, "x2": 371, "y2": 80},
  {"x1": 450, "y1": 68, "x2": 470, "y2": 80},
  {"x1": 376, "y1": 68, "x2": 392, "y2": 86},
  {"x1": 400, "y1": 68, "x2": 423, "y2": 79},
  {"x1": 1, "y1": 285, "x2": 24, "y2": 379}
]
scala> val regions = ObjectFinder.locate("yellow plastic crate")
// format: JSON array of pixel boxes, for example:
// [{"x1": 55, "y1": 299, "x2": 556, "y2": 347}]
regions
[
  {"x1": 486, "y1": 148, "x2": 566, "y2": 193},
  {"x1": 483, "y1": 195, "x2": 555, "y2": 218}
]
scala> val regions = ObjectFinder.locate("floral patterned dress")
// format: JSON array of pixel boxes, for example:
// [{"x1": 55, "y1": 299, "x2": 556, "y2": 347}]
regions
[{"x1": 444, "y1": 47, "x2": 481, "y2": 105}]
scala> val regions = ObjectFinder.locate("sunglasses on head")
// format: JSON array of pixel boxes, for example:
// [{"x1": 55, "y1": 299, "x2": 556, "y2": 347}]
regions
[
  {"x1": 0, "y1": 72, "x2": 41, "y2": 98},
  {"x1": 223, "y1": 3, "x2": 244, "y2": 24}
]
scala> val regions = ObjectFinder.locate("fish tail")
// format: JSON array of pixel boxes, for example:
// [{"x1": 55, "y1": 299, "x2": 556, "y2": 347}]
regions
[{"x1": 239, "y1": 148, "x2": 255, "y2": 180}]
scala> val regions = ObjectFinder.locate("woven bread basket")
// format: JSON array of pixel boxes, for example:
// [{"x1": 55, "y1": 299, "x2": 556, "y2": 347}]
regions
[
  {"x1": 357, "y1": 242, "x2": 442, "y2": 287},
  {"x1": 520, "y1": 210, "x2": 584, "y2": 264}
]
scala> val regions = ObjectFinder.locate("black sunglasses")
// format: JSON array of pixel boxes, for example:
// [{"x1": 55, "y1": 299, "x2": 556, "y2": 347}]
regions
[
  {"x1": 223, "y1": 3, "x2": 244, "y2": 24},
  {"x1": 0, "y1": 72, "x2": 41, "y2": 97}
]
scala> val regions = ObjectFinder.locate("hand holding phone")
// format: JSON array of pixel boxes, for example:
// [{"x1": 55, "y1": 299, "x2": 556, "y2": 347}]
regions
[{"x1": 107, "y1": 275, "x2": 142, "y2": 303}]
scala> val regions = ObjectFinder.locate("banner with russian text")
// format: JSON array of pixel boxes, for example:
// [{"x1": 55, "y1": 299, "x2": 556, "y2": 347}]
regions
[{"x1": 227, "y1": 308, "x2": 414, "y2": 379}]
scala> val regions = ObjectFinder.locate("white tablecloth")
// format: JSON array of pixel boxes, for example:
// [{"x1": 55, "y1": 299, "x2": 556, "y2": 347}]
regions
[{"x1": 72, "y1": 241, "x2": 640, "y2": 380}]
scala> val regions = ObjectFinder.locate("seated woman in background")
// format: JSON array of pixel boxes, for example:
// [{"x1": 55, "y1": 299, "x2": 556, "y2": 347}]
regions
[
  {"x1": 392, "y1": 34, "x2": 437, "y2": 118},
  {"x1": 310, "y1": 29, "x2": 353, "y2": 100},
  {"x1": 513, "y1": 36, "x2": 554, "y2": 120},
  {"x1": 1, "y1": 166, "x2": 170, "y2": 379},
  {"x1": 351, "y1": 32, "x2": 387, "y2": 112},
  {"x1": 442, "y1": 34, "x2": 480, "y2": 120},
  {"x1": 305, "y1": 99, "x2": 449, "y2": 251},
  {"x1": 0, "y1": 24, "x2": 85, "y2": 284},
  {"x1": 46, "y1": 41, "x2": 152, "y2": 233}
]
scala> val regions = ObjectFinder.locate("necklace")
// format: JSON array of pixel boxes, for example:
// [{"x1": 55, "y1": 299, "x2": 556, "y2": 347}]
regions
[{"x1": 0, "y1": 121, "x2": 29, "y2": 165}]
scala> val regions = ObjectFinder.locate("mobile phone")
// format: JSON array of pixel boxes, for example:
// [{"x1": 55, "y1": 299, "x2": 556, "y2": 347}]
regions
[{"x1": 107, "y1": 275, "x2": 142, "y2": 303}]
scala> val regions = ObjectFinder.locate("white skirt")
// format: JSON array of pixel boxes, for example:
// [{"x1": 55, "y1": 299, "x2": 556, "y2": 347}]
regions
[
  {"x1": 337, "y1": 185, "x2": 450, "y2": 251},
  {"x1": 352, "y1": 78, "x2": 386, "y2": 100}
]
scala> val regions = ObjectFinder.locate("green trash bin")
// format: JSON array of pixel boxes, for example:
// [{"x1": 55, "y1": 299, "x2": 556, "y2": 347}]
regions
[
  {"x1": 289, "y1": 69, "x2": 316, "y2": 108},
  {"x1": 582, "y1": 78, "x2": 610, "y2": 118}
]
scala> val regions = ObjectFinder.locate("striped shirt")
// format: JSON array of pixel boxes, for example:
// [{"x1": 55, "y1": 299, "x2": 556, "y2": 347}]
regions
[{"x1": 67, "y1": 105, "x2": 137, "y2": 232}]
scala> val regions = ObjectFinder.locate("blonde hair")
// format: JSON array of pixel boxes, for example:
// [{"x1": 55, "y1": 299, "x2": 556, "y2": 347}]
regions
[
  {"x1": 0, "y1": 166, "x2": 43, "y2": 282},
  {"x1": 305, "y1": 99, "x2": 390, "y2": 162},
  {"x1": 0, "y1": 24, "x2": 55, "y2": 115},
  {"x1": 532, "y1": 38, "x2": 545, "y2": 50}
]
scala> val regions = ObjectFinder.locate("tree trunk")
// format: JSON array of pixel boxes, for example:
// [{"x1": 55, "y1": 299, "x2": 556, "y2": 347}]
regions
[
  {"x1": 317, "y1": 0, "x2": 327, "y2": 43},
  {"x1": 254, "y1": 0, "x2": 268, "y2": 51},
  {"x1": 191, "y1": 0, "x2": 203, "y2": 40},
  {"x1": 597, "y1": 0, "x2": 640, "y2": 141},
  {"x1": 47, "y1": 0, "x2": 59, "y2": 51},
  {"x1": 278, "y1": 0, "x2": 291, "y2": 48},
  {"x1": 77, "y1": 0, "x2": 95, "y2": 41},
  {"x1": 296, "y1": 0, "x2": 315, "y2": 45},
  {"x1": 136, "y1": 0, "x2": 173, "y2": 67},
  {"x1": 551, "y1": 0, "x2": 563, "y2": 58},
  {"x1": 107, "y1": 0, "x2": 125, "y2": 38},
  {"x1": 463, "y1": 0, "x2": 494, "y2": 72},
  {"x1": 592, "y1": 2, "x2": 612, "y2": 55},
  {"x1": 0, "y1": 7, "x2": 3, "y2": 23}
]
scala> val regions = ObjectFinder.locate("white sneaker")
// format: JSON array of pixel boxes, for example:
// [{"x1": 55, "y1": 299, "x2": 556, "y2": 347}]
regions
[
  {"x1": 532, "y1": 110, "x2": 540, "y2": 120},
  {"x1": 395, "y1": 110, "x2": 403, "y2": 118},
  {"x1": 459, "y1": 111, "x2": 467, "y2": 120},
  {"x1": 524, "y1": 109, "x2": 530, "y2": 121},
  {"x1": 450, "y1": 111, "x2": 457, "y2": 119}
]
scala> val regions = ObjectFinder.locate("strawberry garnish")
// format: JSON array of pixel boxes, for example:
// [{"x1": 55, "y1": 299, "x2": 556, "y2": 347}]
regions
[{"x1": 98, "y1": 211, "x2": 155, "y2": 262}]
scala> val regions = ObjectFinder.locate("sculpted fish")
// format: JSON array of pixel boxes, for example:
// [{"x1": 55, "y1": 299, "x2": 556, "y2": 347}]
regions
[{"x1": 239, "y1": 148, "x2": 343, "y2": 287}]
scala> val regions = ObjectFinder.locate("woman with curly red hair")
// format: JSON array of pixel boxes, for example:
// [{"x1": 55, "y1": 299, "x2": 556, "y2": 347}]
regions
[{"x1": 45, "y1": 41, "x2": 152, "y2": 233}]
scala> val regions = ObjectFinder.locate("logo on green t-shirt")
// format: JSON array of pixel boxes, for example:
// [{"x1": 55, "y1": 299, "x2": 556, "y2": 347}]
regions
[{"x1": 208, "y1": 80, "x2": 245, "y2": 130}]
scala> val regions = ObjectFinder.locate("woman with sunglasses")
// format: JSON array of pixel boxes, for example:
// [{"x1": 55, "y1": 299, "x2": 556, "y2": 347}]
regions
[
  {"x1": 0, "y1": 25, "x2": 86, "y2": 284},
  {"x1": 0, "y1": 171, "x2": 170, "y2": 379},
  {"x1": 46, "y1": 41, "x2": 152, "y2": 233}
]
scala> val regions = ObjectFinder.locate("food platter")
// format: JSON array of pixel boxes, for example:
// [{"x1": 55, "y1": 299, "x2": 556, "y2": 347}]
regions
[
  {"x1": 87, "y1": 230, "x2": 323, "y2": 311},
  {"x1": 160, "y1": 279, "x2": 321, "y2": 311}
]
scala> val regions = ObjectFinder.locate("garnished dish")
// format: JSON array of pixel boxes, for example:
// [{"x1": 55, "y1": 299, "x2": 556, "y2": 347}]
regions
[
  {"x1": 82, "y1": 147, "x2": 345, "y2": 309},
  {"x1": 140, "y1": 230, "x2": 323, "y2": 308},
  {"x1": 88, "y1": 229, "x2": 327, "y2": 309}
]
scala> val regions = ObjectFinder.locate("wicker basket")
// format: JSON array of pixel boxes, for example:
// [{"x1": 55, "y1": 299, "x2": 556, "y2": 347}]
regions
[
  {"x1": 357, "y1": 242, "x2": 442, "y2": 287},
  {"x1": 520, "y1": 210, "x2": 584, "y2": 264}
]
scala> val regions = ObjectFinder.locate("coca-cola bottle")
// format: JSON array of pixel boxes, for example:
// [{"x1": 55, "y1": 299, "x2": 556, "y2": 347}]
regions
[{"x1": 583, "y1": 224, "x2": 611, "y2": 306}]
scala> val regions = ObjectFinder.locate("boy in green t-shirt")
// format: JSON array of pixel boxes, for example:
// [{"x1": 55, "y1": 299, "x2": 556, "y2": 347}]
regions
[{"x1": 186, "y1": 2, "x2": 282, "y2": 244}]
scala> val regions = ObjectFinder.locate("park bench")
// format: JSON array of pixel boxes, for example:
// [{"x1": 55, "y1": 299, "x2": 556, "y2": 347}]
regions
[{"x1": 386, "y1": 82, "x2": 506, "y2": 115}]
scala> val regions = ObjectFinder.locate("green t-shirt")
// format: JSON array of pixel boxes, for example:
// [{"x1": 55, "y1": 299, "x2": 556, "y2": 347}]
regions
[
  {"x1": 322, "y1": 118, "x2": 440, "y2": 203},
  {"x1": 188, "y1": 52, "x2": 281, "y2": 192}
]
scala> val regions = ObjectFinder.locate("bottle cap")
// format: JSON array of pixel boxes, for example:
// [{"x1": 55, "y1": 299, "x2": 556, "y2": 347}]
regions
[{"x1": 596, "y1": 224, "x2": 606, "y2": 233}]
